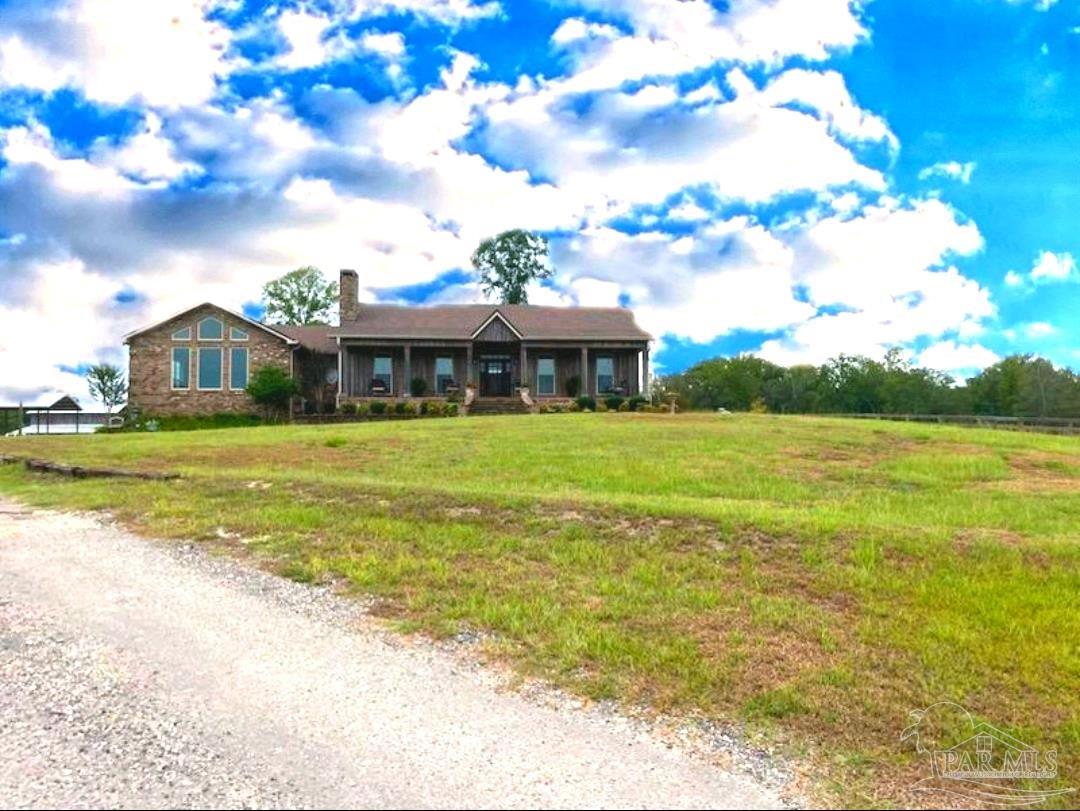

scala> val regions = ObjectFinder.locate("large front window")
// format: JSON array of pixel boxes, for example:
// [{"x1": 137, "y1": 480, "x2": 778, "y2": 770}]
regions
[
  {"x1": 435, "y1": 356, "x2": 454, "y2": 394},
  {"x1": 198, "y1": 347, "x2": 222, "y2": 390},
  {"x1": 537, "y1": 357, "x2": 555, "y2": 395},
  {"x1": 171, "y1": 347, "x2": 190, "y2": 389},
  {"x1": 230, "y1": 347, "x2": 249, "y2": 390},
  {"x1": 596, "y1": 356, "x2": 614, "y2": 393},
  {"x1": 373, "y1": 355, "x2": 392, "y2": 392}
]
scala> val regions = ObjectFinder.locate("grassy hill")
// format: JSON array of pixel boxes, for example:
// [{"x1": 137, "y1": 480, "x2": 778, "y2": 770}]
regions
[{"x1": 2, "y1": 413, "x2": 1077, "y2": 805}]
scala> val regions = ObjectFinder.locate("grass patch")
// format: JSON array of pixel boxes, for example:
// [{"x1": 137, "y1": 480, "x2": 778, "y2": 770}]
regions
[{"x1": 1, "y1": 413, "x2": 1077, "y2": 806}]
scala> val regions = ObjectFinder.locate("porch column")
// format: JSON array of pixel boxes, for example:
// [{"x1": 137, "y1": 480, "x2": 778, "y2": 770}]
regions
[
  {"x1": 643, "y1": 345, "x2": 650, "y2": 398},
  {"x1": 581, "y1": 346, "x2": 588, "y2": 395},
  {"x1": 403, "y1": 344, "x2": 412, "y2": 397},
  {"x1": 336, "y1": 341, "x2": 344, "y2": 401},
  {"x1": 466, "y1": 343, "x2": 473, "y2": 386},
  {"x1": 520, "y1": 344, "x2": 527, "y2": 390}
]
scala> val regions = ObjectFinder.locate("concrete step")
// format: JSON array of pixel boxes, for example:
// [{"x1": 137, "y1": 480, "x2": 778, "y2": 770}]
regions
[{"x1": 467, "y1": 398, "x2": 531, "y2": 416}]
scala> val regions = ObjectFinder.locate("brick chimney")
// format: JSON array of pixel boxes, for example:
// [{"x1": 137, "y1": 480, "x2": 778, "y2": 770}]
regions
[{"x1": 340, "y1": 269, "x2": 359, "y2": 322}]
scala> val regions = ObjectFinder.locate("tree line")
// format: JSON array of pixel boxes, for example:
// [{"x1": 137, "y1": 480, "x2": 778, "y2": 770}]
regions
[{"x1": 657, "y1": 350, "x2": 1080, "y2": 418}]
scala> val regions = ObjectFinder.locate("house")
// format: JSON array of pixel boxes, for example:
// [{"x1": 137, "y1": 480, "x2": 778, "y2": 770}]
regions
[{"x1": 124, "y1": 269, "x2": 652, "y2": 416}]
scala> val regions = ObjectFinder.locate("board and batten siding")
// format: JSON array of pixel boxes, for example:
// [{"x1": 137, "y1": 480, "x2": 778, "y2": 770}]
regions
[{"x1": 343, "y1": 346, "x2": 466, "y2": 396}]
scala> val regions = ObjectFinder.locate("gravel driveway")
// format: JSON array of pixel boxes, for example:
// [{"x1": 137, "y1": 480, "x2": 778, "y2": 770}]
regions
[{"x1": 0, "y1": 498, "x2": 794, "y2": 809}]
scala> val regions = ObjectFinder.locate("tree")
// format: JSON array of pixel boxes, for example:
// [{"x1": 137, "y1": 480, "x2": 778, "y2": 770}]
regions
[
  {"x1": 246, "y1": 365, "x2": 300, "y2": 421},
  {"x1": 262, "y1": 266, "x2": 338, "y2": 325},
  {"x1": 471, "y1": 230, "x2": 552, "y2": 304},
  {"x1": 764, "y1": 365, "x2": 822, "y2": 413},
  {"x1": 86, "y1": 363, "x2": 127, "y2": 416}
]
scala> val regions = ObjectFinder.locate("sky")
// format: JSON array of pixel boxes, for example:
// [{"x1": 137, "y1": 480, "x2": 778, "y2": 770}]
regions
[{"x1": 0, "y1": 0, "x2": 1078, "y2": 406}]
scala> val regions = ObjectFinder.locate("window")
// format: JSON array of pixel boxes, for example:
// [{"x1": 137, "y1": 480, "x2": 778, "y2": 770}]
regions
[
  {"x1": 198, "y1": 347, "x2": 222, "y2": 390},
  {"x1": 229, "y1": 326, "x2": 249, "y2": 341},
  {"x1": 171, "y1": 347, "x2": 190, "y2": 389},
  {"x1": 230, "y1": 347, "x2": 249, "y2": 390},
  {"x1": 537, "y1": 357, "x2": 556, "y2": 395},
  {"x1": 435, "y1": 356, "x2": 454, "y2": 394},
  {"x1": 197, "y1": 316, "x2": 223, "y2": 341},
  {"x1": 373, "y1": 355, "x2": 392, "y2": 392},
  {"x1": 171, "y1": 326, "x2": 192, "y2": 341},
  {"x1": 596, "y1": 356, "x2": 615, "y2": 393}
]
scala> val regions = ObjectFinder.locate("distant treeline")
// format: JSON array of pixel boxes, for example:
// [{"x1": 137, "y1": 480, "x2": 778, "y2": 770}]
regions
[{"x1": 657, "y1": 350, "x2": 1080, "y2": 418}]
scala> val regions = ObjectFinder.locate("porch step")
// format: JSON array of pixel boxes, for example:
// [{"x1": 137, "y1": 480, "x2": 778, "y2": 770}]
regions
[{"x1": 467, "y1": 398, "x2": 531, "y2": 416}]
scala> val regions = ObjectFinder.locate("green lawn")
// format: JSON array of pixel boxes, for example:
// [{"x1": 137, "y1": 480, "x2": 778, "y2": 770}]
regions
[{"x1": 1, "y1": 413, "x2": 1077, "y2": 806}]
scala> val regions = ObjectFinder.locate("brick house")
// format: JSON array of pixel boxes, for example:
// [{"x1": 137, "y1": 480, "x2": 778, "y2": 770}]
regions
[{"x1": 125, "y1": 271, "x2": 652, "y2": 416}]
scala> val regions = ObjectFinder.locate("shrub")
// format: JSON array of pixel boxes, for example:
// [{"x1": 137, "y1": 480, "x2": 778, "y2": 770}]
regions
[
  {"x1": 246, "y1": 365, "x2": 299, "y2": 421},
  {"x1": 424, "y1": 401, "x2": 444, "y2": 417},
  {"x1": 575, "y1": 395, "x2": 596, "y2": 412},
  {"x1": 369, "y1": 400, "x2": 387, "y2": 415},
  {"x1": 628, "y1": 395, "x2": 648, "y2": 412},
  {"x1": 410, "y1": 377, "x2": 428, "y2": 397},
  {"x1": 142, "y1": 413, "x2": 261, "y2": 432},
  {"x1": 355, "y1": 401, "x2": 370, "y2": 416},
  {"x1": 565, "y1": 375, "x2": 582, "y2": 398},
  {"x1": 446, "y1": 402, "x2": 459, "y2": 417},
  {"x1": 567, "y1": 400, "x2": 581, "y2": 412},
  {"x1": 618, "y1": 400, "x2": 630, "y2": 412},
  {"x1": 396, "y1": 400, "x2": 417, "y2": 416},
  {"x1": 604, "y1": 395, "x2": 625, "y2": 411},
  {"x1": 338, "y1": 402, "x2": 357, "y2": 415}
]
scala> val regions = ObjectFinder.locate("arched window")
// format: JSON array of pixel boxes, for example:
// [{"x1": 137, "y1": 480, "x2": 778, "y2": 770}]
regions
[{"x1": 197, "y1": 316, "x2": 223, "y2": 341}]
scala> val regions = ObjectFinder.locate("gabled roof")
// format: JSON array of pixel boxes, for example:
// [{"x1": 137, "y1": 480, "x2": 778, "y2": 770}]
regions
[
  {"x1": 471, "y1": 310, "x2": 523, "y2": 340},
  {"x1": 48, "y1": 395, "x2": 82, "y2": 411},
  {"x1": 334, "y1": 304, "x2": 652, "y2": 341},
  {"x1": 123, "y1": 303, "x2": 299, "y2": 345}
]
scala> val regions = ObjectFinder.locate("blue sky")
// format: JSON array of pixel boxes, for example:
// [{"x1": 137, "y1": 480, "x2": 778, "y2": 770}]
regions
[{"x1": 0, "y1": 0, "x2": 1077, "y2": 404}]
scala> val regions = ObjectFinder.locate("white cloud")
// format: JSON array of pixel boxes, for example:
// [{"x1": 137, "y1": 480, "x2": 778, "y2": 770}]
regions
[
  {"x1": 479, "y1": 67, "x2": 886, "y2": 209},
  {"x1": 361, "y1": 31, "x2": 406, "y2": 59},
  {"x1": 918, "y1": 160, "x2": 976, "y2": 184},
  {"x1": 761, "y1": 69, "x2": 897, "y2": 148},
  {"x1": 1030, "y1": 250, "x2": 1076, "y2": 281},
  {"x1": 1004, "y1": 270, "x2": 1025, "y2": 287},
  {"x1": 0, "y1": 0, "x2": 236, "y2": 108},
  {"x1": 276, "y1": 9, "x2": 339, "y2": 70},
  {"x1": 0, "y1": 259, "x2": 129, "y2": 406},
  {"x1": 94, "y1": 113, "x2": 201, "y2": 184},
  {"x1": 0, "y1": 122, "x2": 139, "y2": 196},
  {"x1": 787, "y1": 198, "x2": 984, "y2": 309},
  {"x1": 916, "y1": 341, "x2": 1000, "y2": 374},
  {"x1": 1022, "y1": 321, "x2": 1056, "y2": 338},
  {"x1": 756, "y1": 199, "x2": 991, "y2": 366},
  {"x1": 556, "y1": 221, "x2": 814, "y2": 344}
]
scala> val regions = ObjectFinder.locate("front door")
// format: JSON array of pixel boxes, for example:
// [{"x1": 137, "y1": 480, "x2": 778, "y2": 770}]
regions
[{"x1": 480, "y1": 356, "x2": 513, "y2": 397}]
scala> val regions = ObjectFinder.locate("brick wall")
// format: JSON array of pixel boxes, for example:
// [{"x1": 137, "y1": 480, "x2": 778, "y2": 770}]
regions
[{"x1": 127, "y1": 304, "x2": 294, "y2": 416}]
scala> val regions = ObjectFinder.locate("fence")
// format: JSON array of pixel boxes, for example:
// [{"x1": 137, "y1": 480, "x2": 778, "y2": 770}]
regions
[{"x1": 836, "y1": 413, "x2": 1080, "y2": 435}]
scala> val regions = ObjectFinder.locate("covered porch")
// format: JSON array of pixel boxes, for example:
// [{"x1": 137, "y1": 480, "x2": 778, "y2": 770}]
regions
[{"x1": 338, "y1": 340, "x2": 651, "y2": 400}]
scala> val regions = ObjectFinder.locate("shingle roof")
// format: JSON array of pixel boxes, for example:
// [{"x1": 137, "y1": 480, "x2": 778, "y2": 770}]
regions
[
  {"x1": 333, "y1": 304, "x2": 651, "y2": 341},
  {"x1": 276, "y1": 324, "x2": 338, "y2": 354}
]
